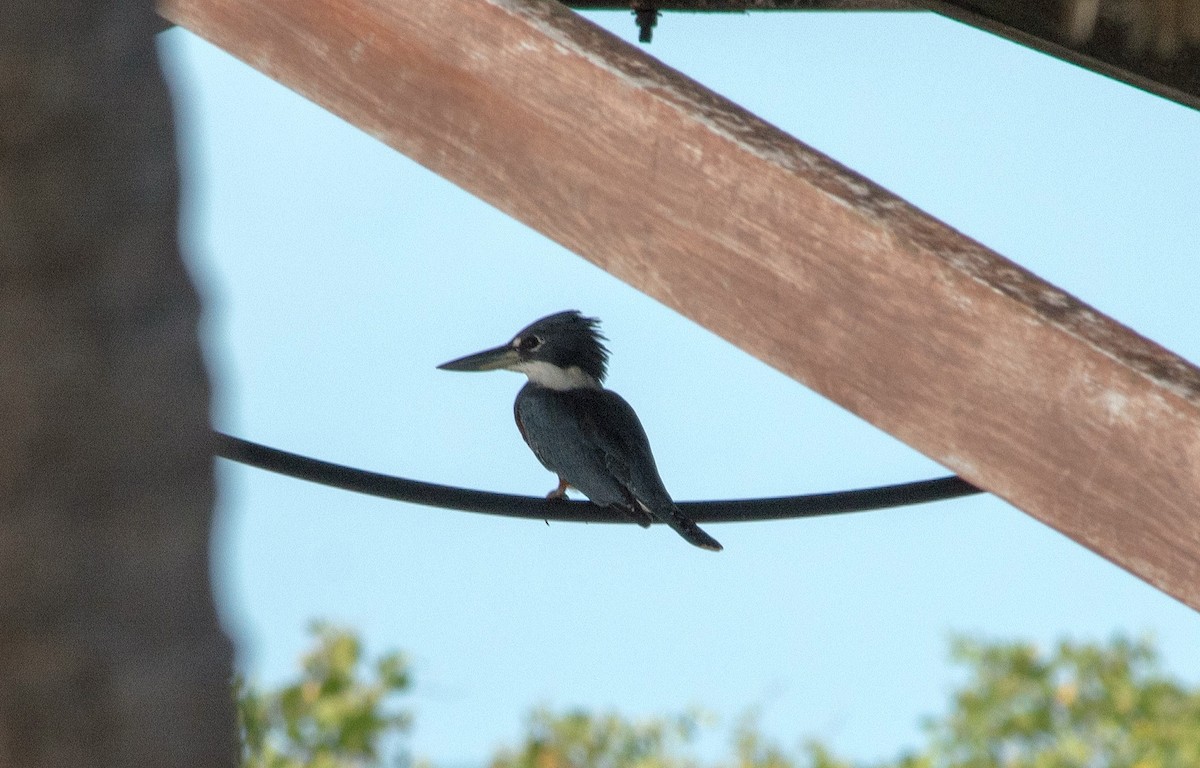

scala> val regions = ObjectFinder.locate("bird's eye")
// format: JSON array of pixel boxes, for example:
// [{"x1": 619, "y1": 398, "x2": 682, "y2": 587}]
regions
[{"x1": 518, "y1": 335, "x2": 543, "y2": 352}]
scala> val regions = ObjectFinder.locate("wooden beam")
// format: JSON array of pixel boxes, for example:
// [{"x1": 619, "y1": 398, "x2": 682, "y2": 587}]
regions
[
  {"x1": 558, "y1": 1, "x2": 1200, "y2": 111},
  {"x1": 921, "y1": 0, "x2": 1200, "y2": 113},
  {"x1": 563, "y1": 1, "x2": 915, "y2": 8},
  {"x1": 160, "y1": 0, "x2": 1200, "y2": 609}
]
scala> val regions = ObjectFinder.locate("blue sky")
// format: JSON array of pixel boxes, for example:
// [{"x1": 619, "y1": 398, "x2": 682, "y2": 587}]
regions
[{"x1": 160, "y1": 9, "x2": 1200, "y2": 765}]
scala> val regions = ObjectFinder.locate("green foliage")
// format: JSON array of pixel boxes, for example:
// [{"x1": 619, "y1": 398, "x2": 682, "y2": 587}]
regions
[
  {"x1": 489, "y1": 707, "x2": 707, "y2": 768},
  {"x1": 923, "y1": 635, "x2": 1200, "y2": 768},
  {"x1": 485, "y1": 636, "x2": 1200, "y2": 768},
  {"x1": 236, "y1": 630, "x2": 1200, "y2": 768},
  {"x1": 236, "y1": 622, "x2": 413, "y2": 768}
]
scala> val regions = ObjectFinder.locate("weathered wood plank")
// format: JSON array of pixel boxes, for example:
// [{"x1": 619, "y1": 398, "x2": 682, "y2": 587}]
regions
[{"x1": 160, "y1": 0, "x2": 1200, "y2": 609}]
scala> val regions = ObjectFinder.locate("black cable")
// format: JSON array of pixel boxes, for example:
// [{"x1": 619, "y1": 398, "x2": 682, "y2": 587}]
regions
[{"x1": 213, "y1": 432, "x2": 983, "y2": 524}]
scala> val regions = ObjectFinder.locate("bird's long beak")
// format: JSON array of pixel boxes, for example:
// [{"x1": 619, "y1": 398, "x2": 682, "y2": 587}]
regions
[{"x1": 437, "y1": 343, "x2": 520, "y2": 372}]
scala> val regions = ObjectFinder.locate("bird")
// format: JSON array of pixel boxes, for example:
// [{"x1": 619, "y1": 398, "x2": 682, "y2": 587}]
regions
[{"x1": 437, "y1": 310, "x2": 722, "y2": 552}]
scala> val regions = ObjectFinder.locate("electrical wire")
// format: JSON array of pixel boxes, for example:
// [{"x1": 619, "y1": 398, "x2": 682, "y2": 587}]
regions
[{"x1": 213, "y1": 432, "x2": 983, "y2": 524}]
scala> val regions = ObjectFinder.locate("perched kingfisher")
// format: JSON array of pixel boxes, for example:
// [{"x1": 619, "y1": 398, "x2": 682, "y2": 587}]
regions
[{"x1": 438, "y1": 310, "x2": 722, "y2": 552}]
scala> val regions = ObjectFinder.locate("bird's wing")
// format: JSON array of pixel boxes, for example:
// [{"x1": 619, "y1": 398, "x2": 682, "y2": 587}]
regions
[
  {"x1": 571, "y1": 391, "x2": 723, "y2": 552},
  {"x1": 515, "y1": 386, "x2": 722, "y2": 551},
  {"x1": 514, "y1": 386, "x2": 662, "y2": 507},
  {"x1": 578, "y1": 390, "x2": 672, "y2": 505}
]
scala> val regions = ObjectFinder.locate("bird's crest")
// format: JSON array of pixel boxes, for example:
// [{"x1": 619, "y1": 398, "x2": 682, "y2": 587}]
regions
[{"x1": 516, "y1": 310, "x2": 610, "y2": 384}]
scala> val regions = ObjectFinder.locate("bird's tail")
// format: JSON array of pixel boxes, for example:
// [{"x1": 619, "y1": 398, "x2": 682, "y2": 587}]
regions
[{"x1": 652, "y1": 502, "x2": 723, "y2": 552}]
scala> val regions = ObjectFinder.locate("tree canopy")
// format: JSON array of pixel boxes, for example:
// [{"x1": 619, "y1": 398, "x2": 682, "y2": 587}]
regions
[
  {"x1": 238, "y1": 628, "x2": 1200, "y2": 768},
  {"x1": 237, "y1": 622, "x2": 412, "y2": 768}
]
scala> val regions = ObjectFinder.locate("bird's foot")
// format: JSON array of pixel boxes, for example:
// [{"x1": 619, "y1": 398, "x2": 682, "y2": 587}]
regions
[{"x1": 546, "y1": 477, "x2": 571, "y2": 500}]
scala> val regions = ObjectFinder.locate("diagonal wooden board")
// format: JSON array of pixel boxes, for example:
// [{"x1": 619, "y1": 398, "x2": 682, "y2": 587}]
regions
[{"x1": 160, "y1": 0, "x2": 1200, "y2": 609}]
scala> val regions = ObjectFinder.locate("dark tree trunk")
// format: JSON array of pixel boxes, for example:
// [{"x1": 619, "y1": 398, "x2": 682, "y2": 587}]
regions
[{"x1": 0, "y1": 1, "x2": 236, "y2": 765}]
